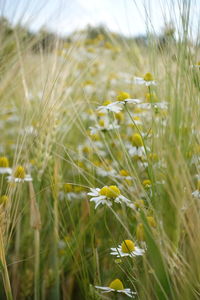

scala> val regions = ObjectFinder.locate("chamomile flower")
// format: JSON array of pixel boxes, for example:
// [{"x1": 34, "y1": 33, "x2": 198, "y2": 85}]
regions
[
  {"x1": 97, "y1": 99, "x2": 142, "y2": 114},
  {"x1": 134, "y1": 72, "x2": 157, "y2": 86},
  {"x1": 87, "y1": 185, "x2": 133, "y2": 209},
  {"x1": 89, "y1": 119, "x2": 120, "y2": 135},
  {"x1": 97, "y1": 102, "x2": 123, "y2": 113},
  {"x1": 115, "y1": 169, "x2": 133, "y2": 180},
  {"x1": 191, "y1": 61, "x2": 200, "y2": 68},
  {"x1": 121, "y1": 98, "x2": 142, "y2": 105},
  {"x1": 127, "y1": 133, "x2": 146, "y2": 158},
  {"x1": 96, "y1": 167, "x2": 117, "y2": 177},
  {"x1": 7, "y1": 166, "x2": 32, "y2": 183},
  {"x1": 117, "y1": 91, "x2": 130, "y2": 101},
  {"x1": 95, "y1": 278, "x2": 136, "y2": 298},
  {"x1": 0, "y1": 156, "x2": 12, "y2": 174},
  {"x1": 110, "y1": 239, "x2": 145, "y2": 258},
  {"x1": 116, "y1": 91, "x2": 142, "y2": 105}
]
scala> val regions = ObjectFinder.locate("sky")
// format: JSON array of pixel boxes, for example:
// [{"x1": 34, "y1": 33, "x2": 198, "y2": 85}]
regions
[{"x1": 1, "y1": 0, "x2": 200, "y2": 38}]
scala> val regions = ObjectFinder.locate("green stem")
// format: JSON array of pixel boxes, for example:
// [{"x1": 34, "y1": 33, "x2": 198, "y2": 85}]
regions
[
  {"x1": 0, "y1": 230, "x2": 13, "y2": 300},
  {"x1": 50, "y1": 195, "x2": 60, "y2": 299},
  {"x1": 34, "y1": 229, "x2": 40, "y2": 300}
]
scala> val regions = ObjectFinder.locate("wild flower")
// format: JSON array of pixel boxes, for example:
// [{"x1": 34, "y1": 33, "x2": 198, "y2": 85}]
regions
[
  {"x1": 95, "y1": 278, "x2": 136, "y2": 298},
  {"x1": 87, "y1": 185, "x2": 134, "y2": 209},
  {"x1": 127, "y1": 133, "x2": 146, "y2": 158},
  {"x1": 97, "y1": 101, "x2": 123, "y2": 113},
  {"x1": 114, "y1": 169, "x2": 133, "y2": 180},
  {"x1": 7, "y1": 166, "x2": 32, "y2": 183},
  {"x1": 117, "y1": 91, "x2": 130, "y2": 101},
  {"x1": 0, "y1": 156, "x2": 12, "y2": 174},
  {"x1": 110, "y1": 239, "x2": 145, "y2": 258},
  {"x1": 134, "y1": 72, "x2": 157, "y2": 86},
  {"x1": 89, "y1": 118, "x2": 120, "y2": 135}
]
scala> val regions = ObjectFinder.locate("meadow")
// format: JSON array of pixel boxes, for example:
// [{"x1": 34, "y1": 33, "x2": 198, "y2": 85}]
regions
[{"x1": 0, "y1": 5, "x2": 200, "y2": 300}]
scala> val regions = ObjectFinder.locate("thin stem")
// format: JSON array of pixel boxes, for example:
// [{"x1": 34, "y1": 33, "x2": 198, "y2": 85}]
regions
[
  {"x1": 34, "y1": 229, "x2": 40, "y2": 300},
  {"x1": 0, "y1": 230, "x2": 13, "y2": 300}
]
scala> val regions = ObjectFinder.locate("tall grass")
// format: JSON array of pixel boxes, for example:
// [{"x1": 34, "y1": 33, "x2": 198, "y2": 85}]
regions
[{"x1": 0, "y1": 1, "x2": 200, "y2": 299}]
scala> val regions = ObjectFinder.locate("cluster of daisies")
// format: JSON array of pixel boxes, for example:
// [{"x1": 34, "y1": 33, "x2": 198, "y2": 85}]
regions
[
  {"x1": 82, "y1": 70, "x2": 200, "y2": 297},
  {"x1": 83, "y1": 73, "x2": 163, "y2": 298},
  {"x1": 94, "y1": 238, "x2": 145, "y2": 298}
]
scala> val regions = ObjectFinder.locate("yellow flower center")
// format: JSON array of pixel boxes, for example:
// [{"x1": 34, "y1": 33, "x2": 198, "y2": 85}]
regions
[
  {"x1": 121, "y1": 240, "x2": 135, "y2": 253},
  {"x1": 90, "y1": 133, "x2": 100, "y2": 141},
  {"x1": 63, "y1": 183, "x2": 73, "y2": 193},
  {"x1": 103, "y1": 100, "x2": 111, "y2": 106},
  {"x1": 82, "y1": 146, "x2": 91, "y2": 154},
  {"x1": 147, "y1": 216, "x2": 156, "y2": 228},
  {"x1": 119, "y1": 169, "x2": 129, "y2": 177},
  {"x1": 143, "y1": 72, "x2": 154, "y2": 81},
  {"x1": 0, "y1": 157, "x2": 9, "y2": 168},
  {"x1": 117, "y1": 91, "x2": 130, "y2": 101},
  {"x1": 143, "y1": 179, "x2": 151, "y2": 187},
  {"x1": 131, "y1": 133, "x2": 143, "y2": 147},
  {"x1": 100, "y1": 185, "x2": 121, "y2": 198},
  {"x1": 98, "y1": 119, "x2": 105, "y2": 127},
  {"x1": 14, "y1": 166, "x2": 25, "y2": 179},
  {"x1": 109, "y1": 279, "x2": 124, "y2": 290},
  {"x1": 83, "y1": 80, "x2": 94, "y2": 86}
]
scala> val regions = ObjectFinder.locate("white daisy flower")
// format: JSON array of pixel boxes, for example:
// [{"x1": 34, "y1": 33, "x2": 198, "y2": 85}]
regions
[
  {"x1": 20, "y1": 126, "x2": 37, "y2": 136},
  {"x1": 0, "y1": 157, "x2": 12, "y2": 174},
  {"x1": 118, "y1": 98, "x2": 142, "y2": 105},
  {"x1": 191, "y1": 61, "x2": 200, "y2": 68},
  {"x1": 114, "y1": 169, "x2": 134, "y2": 180},
  {"x1": 87, "y1": 185, "x2": 134, "y2": 209},
  {"x1": 134, "y1": 72, "x2": 157, "y2": 86},
  {"x1": 7, "y1": 166, "x2": 32, "y2": 183},
  {"x1": 96, "y1": 167, "x2": 117, "y2": 177},
  {"x1": 110, "y1": 239, "x2": 145, "y2": 258},
  {"x1": 97, "y1": 102, "x2": 123, "y2": 113},
  {"x1": 95, "y1": 278, "x2": 136, "y2": 298},
  {"x1": 89, "y1": 122, "x2": 120, "y2": 135},
  {"x1": 83, "y1": 83, "x2": 95, "y2": 95},
  {"x1": 0, "y1": 167, "x2": 12, "y2": 175},
  {"x1": 192, "y1": 189, "x2": 200, "y2": 198},
  {"x1": 128, "y1": 146, "x2": 146, "y2": 158}
]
